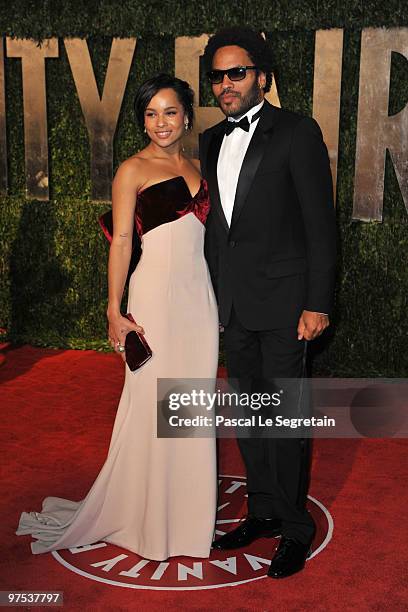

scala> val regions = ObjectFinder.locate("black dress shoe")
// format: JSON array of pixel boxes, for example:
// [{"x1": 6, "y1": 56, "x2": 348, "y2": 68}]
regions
[
  {"x1": 267, "y1": 536, "x2": 312, "y2": 578},
  {"x1": 212, "y1": 515, "x2": 281, "y2": 550}
]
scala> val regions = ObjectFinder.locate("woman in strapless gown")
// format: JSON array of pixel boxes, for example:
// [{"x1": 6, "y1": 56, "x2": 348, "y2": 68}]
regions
[{"x1": 15, "y1": 75, "x2": 219, "y2": 561}]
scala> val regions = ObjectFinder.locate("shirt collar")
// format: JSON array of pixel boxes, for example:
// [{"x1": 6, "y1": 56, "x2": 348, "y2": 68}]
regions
[{"x1": 228, "y1": 99, "x2": 265, "y2": 123}]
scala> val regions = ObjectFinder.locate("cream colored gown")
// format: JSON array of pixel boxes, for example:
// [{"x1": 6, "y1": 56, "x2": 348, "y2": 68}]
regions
[{"x1": 16, "y1": 177, "x2": 219, "y2": 560}]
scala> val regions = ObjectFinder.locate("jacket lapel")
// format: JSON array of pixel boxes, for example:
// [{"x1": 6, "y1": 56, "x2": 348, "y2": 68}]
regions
[
  {"x1": 206, "y1": 124, "x2": 229, "y2": 233},
  {"x1": 229, "y1": 102, "x2": 278, "y2": 231}
]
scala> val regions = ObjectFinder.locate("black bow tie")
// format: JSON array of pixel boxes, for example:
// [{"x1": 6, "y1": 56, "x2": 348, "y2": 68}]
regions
[
  {"x1": 225, "y1": 116, "x2": 250, "y2": 136},
  {"x1": 224, "y1": 107, "x2": 263, "y2": 136}
]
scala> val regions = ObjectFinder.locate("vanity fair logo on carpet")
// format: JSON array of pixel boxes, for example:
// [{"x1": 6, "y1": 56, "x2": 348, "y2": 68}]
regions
[{"x1": 52, "y1": 476, "x2": 333, "y2": 590}]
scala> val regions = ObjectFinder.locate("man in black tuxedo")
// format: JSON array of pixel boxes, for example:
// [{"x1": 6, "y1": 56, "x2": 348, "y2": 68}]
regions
[{"x1": 200, "y1": 28, "x2": 337, "y2": 578}]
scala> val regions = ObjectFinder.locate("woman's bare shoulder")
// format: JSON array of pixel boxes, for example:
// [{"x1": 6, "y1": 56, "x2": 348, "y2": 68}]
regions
[{"x1": 113, "y1": 155, "x2": 150, "y2": 191}]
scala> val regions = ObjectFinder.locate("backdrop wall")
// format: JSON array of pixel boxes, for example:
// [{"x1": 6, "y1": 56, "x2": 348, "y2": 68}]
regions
[{"x1": 0, "y1": 1, "x2": 407, "y2": 375}]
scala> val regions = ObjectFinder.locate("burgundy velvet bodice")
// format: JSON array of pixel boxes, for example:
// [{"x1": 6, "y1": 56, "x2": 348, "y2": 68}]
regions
[
  {"x1": 98, "y1": 175, "x2": 209, "y2": 282},
  {"x1": 135, "y1": 176, "x2": 210, "y2": 238}
]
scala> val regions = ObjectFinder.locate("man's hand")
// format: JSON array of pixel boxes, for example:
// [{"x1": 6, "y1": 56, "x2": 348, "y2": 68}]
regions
[{"x1": 297, "y1": 310, "x2": 329, "y2": 341}]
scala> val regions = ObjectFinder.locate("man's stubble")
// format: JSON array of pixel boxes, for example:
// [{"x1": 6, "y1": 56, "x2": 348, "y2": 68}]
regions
[{"x1": 217, "y1": 79, "x2": 263, "y2": 118}]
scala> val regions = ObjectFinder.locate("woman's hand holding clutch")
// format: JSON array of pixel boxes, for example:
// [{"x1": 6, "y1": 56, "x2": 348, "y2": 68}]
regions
[{"x1": 108, "y1": 313, "x2": 145, "y2": 362}]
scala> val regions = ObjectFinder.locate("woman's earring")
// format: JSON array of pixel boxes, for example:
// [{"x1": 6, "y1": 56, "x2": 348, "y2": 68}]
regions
[
  {"x1": 184, "y1": 120, "x2": 189, "y2": 131},
  {"x1": 144, "y1": 127, "x2": 147, "y2": 133}
]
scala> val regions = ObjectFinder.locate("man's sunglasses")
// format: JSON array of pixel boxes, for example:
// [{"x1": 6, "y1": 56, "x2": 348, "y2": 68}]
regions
[{"x1": 207, "y1": 65, "x2": 258, "y2": 84}]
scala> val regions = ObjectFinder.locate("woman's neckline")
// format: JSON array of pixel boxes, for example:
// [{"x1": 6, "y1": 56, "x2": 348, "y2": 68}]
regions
[{"x1": 138, "y1": 176, "x2": 204, "y2": 200}]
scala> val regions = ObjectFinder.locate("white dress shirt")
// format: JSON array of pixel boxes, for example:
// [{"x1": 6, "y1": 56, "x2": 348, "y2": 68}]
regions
[{"x1": 217, "y1": 100, "x2": 264, "y2": 226}]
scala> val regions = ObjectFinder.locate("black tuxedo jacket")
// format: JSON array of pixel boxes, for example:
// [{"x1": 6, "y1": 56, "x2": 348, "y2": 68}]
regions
[{"x1": 200, "y1": 100, "x2": 337, "y2": 330}]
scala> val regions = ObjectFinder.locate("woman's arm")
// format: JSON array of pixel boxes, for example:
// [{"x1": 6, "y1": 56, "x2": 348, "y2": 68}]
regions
[
  {"x1": 107, "y1": 161, "x2": 138, "y2": 318},
  {"x1": 107, "y1": 160, "x2": 144, "y2": 356}
]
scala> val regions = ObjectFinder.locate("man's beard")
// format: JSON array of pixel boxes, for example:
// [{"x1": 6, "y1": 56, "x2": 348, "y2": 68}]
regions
[{"x1": 218, "y1": 80, "x2": 263, "y2": 118}]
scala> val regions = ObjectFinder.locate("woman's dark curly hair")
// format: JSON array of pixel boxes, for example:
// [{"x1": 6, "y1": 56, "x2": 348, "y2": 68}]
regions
[
  {"x1": 134, "y1": 73, "x2": 194, "y2": 131},
  {"x1": 203, "y1": 27, "x2": 274, "y2": 93}
]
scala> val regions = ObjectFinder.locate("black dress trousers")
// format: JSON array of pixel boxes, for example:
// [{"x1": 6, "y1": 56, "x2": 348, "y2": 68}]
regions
[{"x1": 223, "y1": 307, "x2": 316, "y2": 544}]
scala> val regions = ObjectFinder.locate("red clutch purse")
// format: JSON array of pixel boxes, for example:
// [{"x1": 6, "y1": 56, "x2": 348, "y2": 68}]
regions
[{"x1": 123, "y1": 313, "x2": 152, "y2": 371}]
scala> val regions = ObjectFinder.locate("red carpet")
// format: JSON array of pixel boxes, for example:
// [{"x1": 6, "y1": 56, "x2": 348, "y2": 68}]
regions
[{"x1": 1, "y1": 345, "x2": 407, "y2": 611}]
